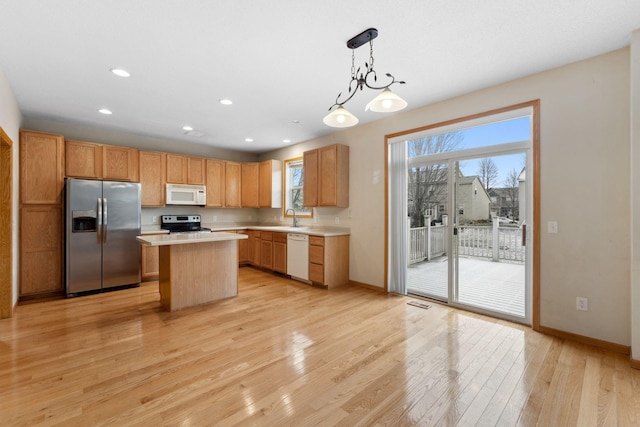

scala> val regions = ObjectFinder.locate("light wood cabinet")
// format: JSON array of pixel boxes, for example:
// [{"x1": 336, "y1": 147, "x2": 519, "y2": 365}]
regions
[
  {"x1": 241, "y1": 162, "x2": 259, "y2": 208},
  {"x1": 273, "y1": 232, "x2": 287, "y2": 273},
  {"x1": 20, "y1": 131, "x2": 65, "y2": 205},
  {"x1": 260, "y1": 231, "x2": 273, "y2": 269},
  {"x1": 66, "y1": 140, "x2": 139, "y2": 182},
  {"x1": 250, "y1": 230, "x2": 261, "y2": 265},
  {"x1": 259, "y1": 160, "x2": 282, "y2": 208},
  {"x1": 65, "y1": 139, "x2": 102, "y2": 180},
  {"x1": 225, "y1": 161, "x2": 241, "y2": 208},
  {"x1": 303, "y1": 144, "x2": 349, "y2": 207},
  {"x1": 206, "y1": 159, "x2": 225, "y2": 207},
  {"x1": 308, "y1": 235, "x2": 350, "y2": 287},
  {"x1": 187, "y1": 157, "x2": 206, "y2": 185},
  {"x1": 139, "y1": 151, "x2": 166, "y2": 207},
  {"x1": 20, "y1": 205, "x2": 63, "y2": 295},
  {"x1": 166, "y1": 154, "x2": 187, "y2": 184},
  {"x1": 141, "y1": 245, "x2": 159, "y2": 281},
  {"x1": 238, "y1": 230, "x2": 249, "y2": 264},
  {"x1": 102, "y1": 144, "x2": 139, "y2": 182}
]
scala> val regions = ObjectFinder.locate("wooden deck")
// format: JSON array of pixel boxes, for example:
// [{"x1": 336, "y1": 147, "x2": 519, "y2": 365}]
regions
[{"x1": 408, "y1": 256, "x2": 525, "y2": 318}]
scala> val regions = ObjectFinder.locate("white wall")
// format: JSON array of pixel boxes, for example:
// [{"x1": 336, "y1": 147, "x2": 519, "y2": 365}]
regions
[
  {"x1": 261, "y1": 48, "x2": 632, "y2": 346},
  {"x1": 0, "y1": 66, "x2": 23, "y2": 307},
  {"x1": 630, "y1": 30, "x2": 640, "y2": 360}
]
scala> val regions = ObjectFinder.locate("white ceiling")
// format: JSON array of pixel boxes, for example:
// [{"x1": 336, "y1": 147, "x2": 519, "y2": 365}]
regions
[{"x1": 1, "y1": 1, "x2": 639, "y2": 153}]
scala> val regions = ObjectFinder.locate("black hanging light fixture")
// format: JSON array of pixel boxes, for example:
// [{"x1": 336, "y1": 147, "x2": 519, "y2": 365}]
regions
[{"x1": 323, "y1": 28, "x2": 407, "y2": 128}]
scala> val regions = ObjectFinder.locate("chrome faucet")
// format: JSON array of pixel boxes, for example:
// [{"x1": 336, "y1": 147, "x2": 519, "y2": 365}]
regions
[{"x1": 285, "y1": 208, "x2": 298, "y2": 227}]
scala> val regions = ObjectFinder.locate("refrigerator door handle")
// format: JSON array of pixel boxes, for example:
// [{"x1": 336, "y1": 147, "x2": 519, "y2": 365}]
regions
[
  {"x1": 97, "y1": 197, "x2": 103, "y2": 244},
  {"x1": 103, "y1": 198, "x2": 108, "y2": 243}
]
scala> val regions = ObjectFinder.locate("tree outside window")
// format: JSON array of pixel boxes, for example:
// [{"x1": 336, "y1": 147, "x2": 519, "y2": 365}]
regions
[{"x1": 284, "y1": 158, "x2": 312, "y2": 217}]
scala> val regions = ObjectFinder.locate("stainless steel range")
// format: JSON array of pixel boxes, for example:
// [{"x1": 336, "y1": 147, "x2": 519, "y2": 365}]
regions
[{"x1": 160, "y1": 215, "x2": 212, "y2": 234}]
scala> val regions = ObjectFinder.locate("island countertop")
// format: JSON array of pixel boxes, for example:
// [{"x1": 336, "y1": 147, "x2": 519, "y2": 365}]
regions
[{"x1": 136, "y1": 231, "x2": 248, "y2": 247}]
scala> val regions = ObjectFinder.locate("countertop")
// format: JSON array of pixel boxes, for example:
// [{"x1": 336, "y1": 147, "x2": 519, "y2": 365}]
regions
[
  {"x1": 137, "y1": 231, "x2": 248, "y2": 246},
  {"x1": 140, "y1": 224, "x2": 350, "y2": 237}
]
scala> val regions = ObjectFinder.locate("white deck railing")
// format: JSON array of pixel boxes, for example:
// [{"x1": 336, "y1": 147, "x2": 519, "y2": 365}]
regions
[{"x1": 409, "y1": 220, "x2": 525, "y2": 265}]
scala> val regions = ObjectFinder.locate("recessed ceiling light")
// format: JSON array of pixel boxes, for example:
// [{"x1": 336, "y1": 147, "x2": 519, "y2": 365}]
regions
[
  {"x1": 110, "y1": 68, "x2": 130, "y2": 77},
  {"x1": 245, "y1": 138, "x2": 254, "y2": 143},
  {"x1": 219, "y1": 99, "x2": 233, "y2": 105},
  {"x1": 98, "y1": 108, "x2": 112, "y2": 115},
  {"x1": 283, "y1": 139, "x2": 291, "y2": 143},
  {"x1": 182, "y1": 125, "x2": 194, "y2": 131},
  {"x1": 292, "y1": 120, "x2": 300, "y2": 124}
]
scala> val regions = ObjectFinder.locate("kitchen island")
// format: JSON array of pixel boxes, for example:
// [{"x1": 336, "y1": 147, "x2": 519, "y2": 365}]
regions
[{"x1": 136, "y1": 232, "x2": 248, "y2": 311}]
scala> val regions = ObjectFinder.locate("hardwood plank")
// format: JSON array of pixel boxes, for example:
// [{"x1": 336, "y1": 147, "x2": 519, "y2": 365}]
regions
[{"x1": 1, "y1": 268, "x2": 640, "y2": 425}]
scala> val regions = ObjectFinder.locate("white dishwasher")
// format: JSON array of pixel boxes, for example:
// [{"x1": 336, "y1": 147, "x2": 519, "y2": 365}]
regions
[{"x1": 287, "y1": 233, "x2": 309, "y2": 282}]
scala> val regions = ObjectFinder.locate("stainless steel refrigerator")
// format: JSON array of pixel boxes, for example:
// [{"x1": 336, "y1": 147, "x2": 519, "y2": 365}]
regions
[{"x1": 65, "y1": 178, "x2": 141, "y2": 296}]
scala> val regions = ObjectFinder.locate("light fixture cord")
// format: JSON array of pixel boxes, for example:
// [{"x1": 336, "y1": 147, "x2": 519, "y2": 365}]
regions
[
  {"x1": 369, "y1": 40, "x2": 375, "y2": 72},
  {"x1": 351, "y1": 50, "x2": 356, "y2": 80}
]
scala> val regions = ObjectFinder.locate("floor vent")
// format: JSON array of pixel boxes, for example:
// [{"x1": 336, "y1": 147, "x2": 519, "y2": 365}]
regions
[{"x1": 407, "y1": 300, "x2": 432, "y2": 310}]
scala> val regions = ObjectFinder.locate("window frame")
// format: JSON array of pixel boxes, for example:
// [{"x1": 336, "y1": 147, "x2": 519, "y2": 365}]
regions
[{"x1": 283, "y1": 157, "x2": 313, "y2": 218}]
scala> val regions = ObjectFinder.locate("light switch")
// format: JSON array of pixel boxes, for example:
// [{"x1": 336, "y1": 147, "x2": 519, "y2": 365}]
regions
[{"x1": 548, "y1": 221, "x2": 558, "y2": 234}]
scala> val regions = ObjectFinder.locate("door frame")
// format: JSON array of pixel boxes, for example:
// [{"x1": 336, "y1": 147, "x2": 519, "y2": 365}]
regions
[
  {"x1": 0, "y1": 127, "x2": 14, "y2": 318},
  {"x1": 384, "y1": 100, "x2": 541, "y2": 330}
]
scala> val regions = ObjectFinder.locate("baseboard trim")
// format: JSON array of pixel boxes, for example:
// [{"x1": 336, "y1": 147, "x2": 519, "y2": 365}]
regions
[
  {"x1": 538, "y1": 325, "x2": 630, "y2": 355},
  {"x1": 630, "y1": 358, "x2": 640, "y2": 370},
  {"x1": 349, "y1": 280, "x2": 385, "y2": 292}
]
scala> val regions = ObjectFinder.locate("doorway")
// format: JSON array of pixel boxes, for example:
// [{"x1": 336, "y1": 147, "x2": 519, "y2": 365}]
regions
[
  {"x1": 0, "y1": 127, "x2": 13, "y2": 318},
  {"x1": 387, "y1": 102, "x2": 539, "y2": 325}
]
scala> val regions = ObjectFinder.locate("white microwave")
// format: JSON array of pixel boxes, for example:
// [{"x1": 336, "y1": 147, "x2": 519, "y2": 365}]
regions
[{"x1": 166, "y1": 183, "x2": 207, "y2": 206}]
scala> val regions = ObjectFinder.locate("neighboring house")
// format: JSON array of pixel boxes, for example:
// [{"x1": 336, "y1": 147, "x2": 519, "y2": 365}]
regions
[
  {"x1": 489, "y1": 187, "x2": 519, "y2": 220},
  {"x1": 456, "y1": 175, "x2": 492, "y2": 223}
]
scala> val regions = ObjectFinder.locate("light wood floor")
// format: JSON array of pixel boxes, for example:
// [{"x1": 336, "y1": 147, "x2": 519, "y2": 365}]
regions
[{"x1": 1, "y1": 267, "x2": 639, "y2": 426}]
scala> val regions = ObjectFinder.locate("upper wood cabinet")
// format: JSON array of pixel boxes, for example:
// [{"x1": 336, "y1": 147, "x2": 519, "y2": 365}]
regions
[
  {"x1": 241, "y1": 162, "x2": 259, "y2": 208},
  {"x1": 139, "y1": 151, "x2": 166, "y2": 207},
  {"x1": 224, "y1": 161, "x2": 241, "y2": 208},
  {"x1": 166, "y1": 154, "x2": 187, "y2": 184},
  {"x1": 259, "y1": 160, "x2": 282, "y2": 208},
  {"x1": 20, "y1": 130, "x2": 65, "y2": 205},
  {"x1": 103, "y1": 144, "x2": 139, "y2": 182},
  {"x1": 304, "y1": 144, "x2": 349, "y2": 207},
  {"x1": 65, "y1": 139, "x2": 102, "y2": 180},
  {"x1": 66, "y1": 140, "x2": 139, "y2": 182},
  {"x1": 187, "y1": 157, "x2": 206, "y2": 185},
  {"x1": 166, "y1": 154, "x2": 205, "y2": 185},
  {"x1": 206, "y1": 159, "x2": 225, "y2": 207}
]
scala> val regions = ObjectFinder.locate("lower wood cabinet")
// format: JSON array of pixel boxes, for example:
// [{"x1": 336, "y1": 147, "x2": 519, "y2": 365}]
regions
[
  {"x1": 141, "y1": 245, "x2": 159, "y2": 281},
  {"x1": 238, "y1": 230, "x2": 249, "y2": 264},
  {"x1": 308, "y1": 235, "x2": 350, "y2": 287},
  {"x1": 260, "y1": 231, "x2": 273, "y2": 269},
  {"x1": 273, "y1": 232, "x2": 287, "y2": 273},
  {"x1": 250, "y1": 231, "x2": 261, "y2": 265},
  {"x1": 20, "y1": 205, "x2": 63, "y2": 296}
]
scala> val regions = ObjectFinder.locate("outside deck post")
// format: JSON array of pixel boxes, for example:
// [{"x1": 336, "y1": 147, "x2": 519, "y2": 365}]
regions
[
  {"x1": 426, "y1": 216, "x2": 432, "y2": 261},
  {"x1": 492, "y1": 217, "x2": 499, "y2": 261}
]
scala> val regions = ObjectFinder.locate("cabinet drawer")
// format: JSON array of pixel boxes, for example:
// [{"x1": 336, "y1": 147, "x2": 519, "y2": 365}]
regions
[
  {"x1": 261, "y1": 231, "x2": 273, "y2": 241},
  {"x1": 273, "y1": 232, "x2": 287, "y2": 243},
  {"x1": 309, "y1": 244, "x2": 324, "y2": 265},
  {"x1": 309, "y1": 235, "x2": 324, "y2": 246},
  {"x1": 309, "y1": 263, "x2": 324, "y2": 284}
]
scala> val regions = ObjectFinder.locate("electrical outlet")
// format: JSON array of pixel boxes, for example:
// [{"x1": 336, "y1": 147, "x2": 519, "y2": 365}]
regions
[
  {"x1": 548, "y1": 221, "x2": 558, "y2": 234},
  {"x1": 335, "y1": 216, "x2": 340, "y2": 224},
  {"x1": 576, "y1": 297, "x2": 588, "y2": 311},
  {"x1": 213, "y1": 216, "x2": 217, "y2": 222},
  {"x1": 153, "y1": 216, "x2": 158, "y2": 224}
]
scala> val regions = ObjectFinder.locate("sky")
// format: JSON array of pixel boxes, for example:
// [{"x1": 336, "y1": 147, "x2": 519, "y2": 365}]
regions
[{"x1": 456, "y1": 117, "x2": 530, "y2": 186}]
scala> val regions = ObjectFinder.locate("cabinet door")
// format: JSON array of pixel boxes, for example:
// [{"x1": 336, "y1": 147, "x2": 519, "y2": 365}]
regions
[
  {"x1": 20, "y1": 131, "x2": 65, "y2": 205},
  {"x1": 20, "y1": 205, "x2": 63, "y2": 295},
  {"x1": 103, "y1": 145, "x2": 139, "y2": 182},
  {"x1": 139, "y1": 151, "x2": 166, "y2": 207},
  {"x1": 166, "y1": 154, "x2": 187, "y2": 184},
  {"x1": 65, "y1": 139, "x2": 102, "y2": 180},
  {"x1": 237, "y1": 231, "x2": 249, "y2": 264},
  {"x1": 187, "y1": 157, "x2": 206, "y2": 185},
  {"x1": 225, "y1": 161, "x2": 241, "y2": 208},
  {"x1": 259, "y1": 159, "x2": 282, "y2": 208},
  {"x1": 260, "y1": 240, "x2": 273, "y2": 270},
  {"x1": 206, "y1": 159, "x2": 225, "y2": 207},
  {"x1": 241, "y1": 162, "x2": 259, "y2": 208},
  {"x1": 251, "y1": 232, "x2": 261, "y2": 265},
  {"x1": 273, "y1": 241, "x2": 287, "y2": 273},
  {"x1": 303, "y1": 149, "x2": 318, "y2": 207},
  {"x1": 141, "y1": 245, "x2": 159, "y2": 281}
]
